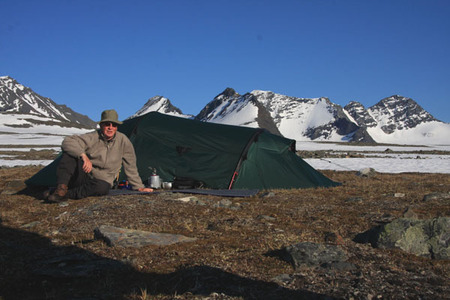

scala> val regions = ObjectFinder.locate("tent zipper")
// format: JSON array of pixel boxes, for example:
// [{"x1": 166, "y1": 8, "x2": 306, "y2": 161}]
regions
[{"x1": 228, "y1": 129, "x2": 264, "y2": 190}]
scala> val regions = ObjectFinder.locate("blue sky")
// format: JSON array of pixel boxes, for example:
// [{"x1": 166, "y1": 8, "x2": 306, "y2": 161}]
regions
[{"x1": 1, "y1": 0, "x2": 449, "y2": 123}]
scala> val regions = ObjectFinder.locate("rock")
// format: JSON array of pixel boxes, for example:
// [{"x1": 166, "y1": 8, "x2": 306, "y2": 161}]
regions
[
  {"x1": 422, "y1": 192, "x2": 450, "y2": 202},
  {"x1": 355, "y1": 217, "x2": 450, "y2": 259},
  {"x1": 20, "y1": 221, "x2": 41, "y2": 228},
  {"x1": 1, "y1": 180, "x2": 26, "y2": 195},
  {"x1": 394, "y1": 193, "x2": 405, "y2": 198},
  {"x1": 213, "y1": 199, "x2": 233, "y2": 208},
  {"x1": 320, "y1": 261, "x2": 356, "y2": 271},
  {"x1": 402, "y1": 207, "x2": 418, "y2": 219},
  {"x1": 345, "y1": 196, "x2": 364, "y2": 203},
  {"x1": 282, "y1": 242, "x2": 349, "y2": 269},
  {"x1": 272, "y1": 274, "x2": 293, "y2": 284},
  {"x1": 356, "y1": 168, "x2": 376, "y2": 177},
  {"x1": 190, "y1": 197, "x2": 208, "y2": 206},
  {"x1": 174, "y1": 196, "x2": 197, "y2": 202},
  {"x1": 94, "y1": 225, "x2": 197, "y2": 247},
  {"x1": 256, "y1": 215, "x2": 276, "y2": 222},
  {"x1": 262, "y1": 192, "x2": 276, "y2": 198}
]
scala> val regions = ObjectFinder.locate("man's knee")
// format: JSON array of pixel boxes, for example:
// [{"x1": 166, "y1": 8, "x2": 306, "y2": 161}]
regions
[{"x1": 93, "y1": 180, "x2": 111, "y2": 196}]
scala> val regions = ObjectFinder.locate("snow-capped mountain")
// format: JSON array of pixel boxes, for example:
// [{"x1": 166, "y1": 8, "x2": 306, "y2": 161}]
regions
[
  {"x1": 344, "y1": 101, "x2": 378, "y2": 128},
  {"x1": 127, "y1": 95, "x2": 191, "y2": 119},
  {"x1": 0, "y1": 76, "x2": 95, "y2": 147},
  {"x1": 2, "y1": 75, "x2": 448, "y2": 146},
  {"x1": 195, "y1": 88, "x2": 282, "y2": 135},
  {"x1": 367, "y1": 95, "x2": 437, "y2": 133},
  {"x1": 0, "y1": 76, "x2": 95, "y2": 128},
  {"x1": 194, "y1": 88, "x2": 368, "y2": 142},
  {"x1": 193, "y1": 88, "x2": 449, "y2": 145}
]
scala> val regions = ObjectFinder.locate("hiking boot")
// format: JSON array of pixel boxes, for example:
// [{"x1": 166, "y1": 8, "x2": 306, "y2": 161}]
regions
[
  {"x1": 42, "y1": 188, "x2": 53, "y2": 200},
  {"x1": 47, "y1": 184, "x2": 68, "y2": 203}
]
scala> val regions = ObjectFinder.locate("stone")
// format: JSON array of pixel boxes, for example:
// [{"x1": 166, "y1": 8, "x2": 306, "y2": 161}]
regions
[
  {"x1": 321, "y1": 261, "x2": 356, "y2": 271},
  {"x1": 262, "y1": 192, "x2": 276, "y2": 198},
  {"x1": 402, "y1": 207, "x2": 418, "y2": 219},
  {"x1": 20, "y1": 221, "x2": 41, "y2": 228},
  {"x1": 257, "y1": 215, "x2": 276, "y2": 222},
  {"x1": 94, "y1": 225, "x2": 197, "y2": 247},
  {"x1": 272, "y1": 274, "x2": 293, "y2": 284},
  {"x1": 356, "y1": 168, "x2": 376, "y2": 177},
  {"x1": 355, "y1": 217, "x2": 450, "y2": 259},
  {"x1": 1, "y1": 180, "x2": 26, "y2": 195},
  {"x1": 213, "y1": 199, "x2": 233, "y2": 208},
  {"x1": 175, "y1": 196, "x2": 198, "y2": 203},
  {"x1": 282, "y1": 242, "x2": 348, "y2": 269},
  {"x1": 345, "y1": 196, "x2": 364, "y2": 203},
  {"x1": 422, "y1": 192, "x2": 450, "y2": 202}
]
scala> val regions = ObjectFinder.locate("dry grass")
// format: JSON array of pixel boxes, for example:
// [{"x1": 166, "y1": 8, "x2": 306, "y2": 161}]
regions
[{"x1": 0, "y1": 166, "x2": 449, "y2": 299}]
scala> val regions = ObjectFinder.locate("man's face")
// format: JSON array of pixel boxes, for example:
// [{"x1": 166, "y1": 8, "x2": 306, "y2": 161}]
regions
[{"x1": 100, "y1": 122, "x2": 118, "y2": 140}]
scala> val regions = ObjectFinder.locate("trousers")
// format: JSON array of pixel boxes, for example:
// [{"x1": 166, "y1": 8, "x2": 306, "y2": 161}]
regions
[{"x1": 56, "y1": 152, "x2": 111, "y2": 199}]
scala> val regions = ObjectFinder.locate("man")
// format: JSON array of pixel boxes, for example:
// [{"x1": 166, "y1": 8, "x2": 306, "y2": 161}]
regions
[{"x1": 45, "y1": 109, "x2": 153, "y2": 202}]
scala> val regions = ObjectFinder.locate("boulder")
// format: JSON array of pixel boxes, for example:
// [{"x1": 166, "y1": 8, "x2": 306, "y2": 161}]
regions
[{"x1": 354, "y1": 217, "x2": 449, "y2": 259}]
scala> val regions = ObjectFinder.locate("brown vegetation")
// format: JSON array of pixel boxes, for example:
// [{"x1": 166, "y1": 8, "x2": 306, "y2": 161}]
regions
[{"x1": 0, "y1": 166, "x2": 449, "y2": 299}]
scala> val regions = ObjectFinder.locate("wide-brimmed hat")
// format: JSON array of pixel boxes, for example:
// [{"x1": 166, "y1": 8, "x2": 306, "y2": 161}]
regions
[{"x1": 99, "y1": 109, "x2": 123, "y2": 125}]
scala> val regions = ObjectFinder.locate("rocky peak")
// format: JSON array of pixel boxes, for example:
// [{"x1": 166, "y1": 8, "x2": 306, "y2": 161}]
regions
[
  {"x1": 128, "y1": 96, "x2": 185, "y2": 119},
  {"x1": 368, "y1": 95, "x2": 436, "y2": 133},
  {"x1": 195, "y1": 88, "x2": 242, "y2": 121},
  {"x1": 344, "y1": 101, "x2": 377, "y2": 128},
  {"x1": 220, "y1": 87, "x2": 239, "y2": 98}
]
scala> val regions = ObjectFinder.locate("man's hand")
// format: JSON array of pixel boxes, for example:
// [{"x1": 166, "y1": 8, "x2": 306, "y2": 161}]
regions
[
  {"x1": 138, "y1": 187, "x2": 154, "y2": 193},
  {"x1": 80, "y1": 153, "x2": 92, "y2": 173}
]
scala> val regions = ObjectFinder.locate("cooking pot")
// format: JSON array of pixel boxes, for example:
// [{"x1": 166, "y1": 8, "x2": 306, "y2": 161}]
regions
[
  {"x1": 162, "y1": 182, "x2": 172, "y2": 189},
  {"x1": 149, "y1": 175, "x2": 161, "y2": 189}
]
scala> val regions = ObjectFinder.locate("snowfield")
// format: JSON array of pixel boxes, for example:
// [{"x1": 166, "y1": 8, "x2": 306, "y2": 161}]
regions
[
  {"x1": 304, "y1": 155, "x2": 450, "y2": 174},
  {"x1": 299, "y1": 141, "x2": 450, "y2": 174},
  {"x1": 0, "y1": 113, "x2": 449, "y2": 174},
  {"x1": 0, "y1": 137, "x2": 448, "y2": 174}
]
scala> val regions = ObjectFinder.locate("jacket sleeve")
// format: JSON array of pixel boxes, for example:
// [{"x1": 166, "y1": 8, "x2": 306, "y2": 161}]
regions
[
  {"x1": 121, "y1": 137, "x2": 145, "y2": 190},
  {"x1": 61, "y1": 131, "x2": 95, "y2": 158}
]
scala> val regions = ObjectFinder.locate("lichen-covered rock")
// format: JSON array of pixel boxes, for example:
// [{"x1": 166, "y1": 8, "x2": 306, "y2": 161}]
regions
[{"x1": 373, "y1": 217, "x2": 449, "y2": 259}]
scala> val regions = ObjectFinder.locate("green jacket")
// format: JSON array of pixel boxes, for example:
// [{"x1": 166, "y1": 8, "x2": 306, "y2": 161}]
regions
[{"x1": 61, "y1": 130, "x2": 144, "y2": 189}]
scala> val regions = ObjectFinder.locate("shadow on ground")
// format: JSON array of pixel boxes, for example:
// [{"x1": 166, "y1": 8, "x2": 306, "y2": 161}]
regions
[{"x1": 0, "y1": 218, "x2": 331, "y2": 300}]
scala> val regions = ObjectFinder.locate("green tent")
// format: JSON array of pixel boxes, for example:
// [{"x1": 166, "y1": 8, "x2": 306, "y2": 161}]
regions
[{"x1": 26, "y1": 112, "x2": 339, "y2": 190}]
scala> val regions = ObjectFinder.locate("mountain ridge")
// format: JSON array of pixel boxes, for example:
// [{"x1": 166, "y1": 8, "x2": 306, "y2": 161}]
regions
[
  {"x1": 177, "y1": 88, "x2": 448, "y2": 144},
  {"x1": 1, "y1": 76, "x2": 449, "y2": 145},
  {"x1": 0, "y1": 76, "x2": 96, "y2": 128}
]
